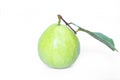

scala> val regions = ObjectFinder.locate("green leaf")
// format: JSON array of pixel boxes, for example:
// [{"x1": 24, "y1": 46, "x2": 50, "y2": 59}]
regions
[
  {"x1": 87, "y1": 32, "x2": 117, "y2": 51},
  {"x1": 69, "y1": 22, "x2": 117, "y2": 51}
]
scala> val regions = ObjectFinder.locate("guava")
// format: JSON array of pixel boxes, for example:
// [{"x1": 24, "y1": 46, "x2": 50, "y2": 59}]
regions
[
  {"x1": 38, "y1": 24, "x2": 80, "y2": 68},
  {"x1": 38, "y1": 15, "x2": 117, "y2": 69}
]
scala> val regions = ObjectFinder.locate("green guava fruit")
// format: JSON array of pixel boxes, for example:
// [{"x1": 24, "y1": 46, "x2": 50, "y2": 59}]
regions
[{"x1": 38, "y1": 24, "x2": 80, "y2": 68}]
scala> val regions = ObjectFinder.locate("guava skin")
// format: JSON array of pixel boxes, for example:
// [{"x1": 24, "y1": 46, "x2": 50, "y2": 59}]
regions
[{"x1": 38, "y1": 24, "x2": 80, "y2": 69}]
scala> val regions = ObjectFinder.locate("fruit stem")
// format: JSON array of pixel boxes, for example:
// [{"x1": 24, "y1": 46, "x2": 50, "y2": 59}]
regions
[
  {"x1": 69, "y1": 22, "x2": 89, "y2": 32},
  {"x1": 57, "y1": 15, "x2": 76, "y2": 34},
  {"x1": 57, "y1": 15, "x2": 61, "y2": 25}
]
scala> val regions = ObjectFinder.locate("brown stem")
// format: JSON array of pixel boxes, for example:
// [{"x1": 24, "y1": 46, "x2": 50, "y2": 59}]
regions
[{"x1": 57, "y1": 15, "x2": 76, "y2": 34}]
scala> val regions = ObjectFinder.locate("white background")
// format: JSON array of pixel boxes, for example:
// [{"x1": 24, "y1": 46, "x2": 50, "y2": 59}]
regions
[{"x1": 0, "y1": 0, "x2": 120, "y2": 80}]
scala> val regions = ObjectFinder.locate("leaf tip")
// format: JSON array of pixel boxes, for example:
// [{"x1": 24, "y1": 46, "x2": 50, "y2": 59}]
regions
[{"x1": 115, "y1": 49, "x2": 119, "y2": 52}]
